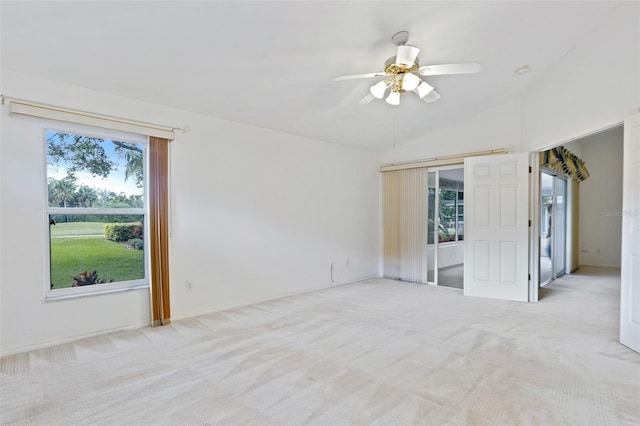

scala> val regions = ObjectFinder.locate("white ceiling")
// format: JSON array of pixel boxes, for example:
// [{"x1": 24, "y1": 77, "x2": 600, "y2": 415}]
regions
[{"x1": 1, "y1": 1, "x2": 622, "y2": 151}]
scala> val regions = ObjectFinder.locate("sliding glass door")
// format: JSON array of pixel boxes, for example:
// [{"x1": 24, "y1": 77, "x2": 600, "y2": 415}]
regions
[
  {"x1": 540, "y1": 171, "x2": 567, "y2": 286},
  {"x1": 554, "y1": 177, "x2": 567, "y2": 277},
  {"x1": 427, "y1": 167, "x2": 465, "y2": 288},
  {"x1": 540, "y1": 173, "x2": 553, "y2": 284},
  {"x1": 427, "y1": 172, "x2": 436, "y2": 283},
  {"x1": 380, "y1": 165, "x2": 464, "y2": 286}
]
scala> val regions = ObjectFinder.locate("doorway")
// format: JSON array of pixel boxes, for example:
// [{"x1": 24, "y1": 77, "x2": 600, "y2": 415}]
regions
[
  {"x1": 540, "y1": 171, "x2": 568, "y2": 286},
  {"x1": 534, "y1": 125, "x2": 624, "y2": 301},
  {"x1": 427, "y1": 167, "x2": 464, "y2": 289}
]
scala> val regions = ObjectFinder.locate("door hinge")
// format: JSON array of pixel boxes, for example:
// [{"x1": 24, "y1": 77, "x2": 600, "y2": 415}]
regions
[
  {"x1": 529, "y1": 166, "x2": 532, "y2": 173},
  {"x1": 528, "y1": 274, "x2": 531, "y2": 281},
  {"x1": 528, "y1": 219, "x2": 532, "y2": 227}
]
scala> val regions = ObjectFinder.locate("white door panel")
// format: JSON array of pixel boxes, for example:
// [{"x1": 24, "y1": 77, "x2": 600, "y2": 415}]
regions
[
  {"x1": 620, "y1": 113, "x2": 640, "y2": 353},
  {"x1": 464, "y1": 153, "x2": 530, "y2": 301}
]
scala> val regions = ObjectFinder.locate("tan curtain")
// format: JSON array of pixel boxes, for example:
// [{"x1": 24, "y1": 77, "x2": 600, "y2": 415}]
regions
[
  {"x1": 149, "y1": 137, "x2": 171, "y2": 326},
  {"x1": 382, "y1": 168, "x2": 427, "y2": 283}
]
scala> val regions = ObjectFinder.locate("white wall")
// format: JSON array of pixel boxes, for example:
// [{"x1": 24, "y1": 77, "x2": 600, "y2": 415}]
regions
[
  {"x1": 379, "y1": 98, "x2": 522, "y2": 164},
  {"x1": 169, "y1": 110, "x2": 380, "y2": 319},
  {"x1": 577, "y1": 127, "x2": 624, "y2": 267},
  {"x1": 0, "y1": 71, "x2": 380, "y2": 355},
  {"x1": 521, "y1": 3, "x2": 639, "y2": 151}
]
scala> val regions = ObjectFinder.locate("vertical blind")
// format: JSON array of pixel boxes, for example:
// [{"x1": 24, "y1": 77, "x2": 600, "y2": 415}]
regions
[{"x1": 382, "y1": 168, "x2": 428, "y2": 283}]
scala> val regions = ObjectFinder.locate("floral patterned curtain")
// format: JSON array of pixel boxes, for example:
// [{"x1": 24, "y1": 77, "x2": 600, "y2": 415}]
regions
[{"x1": 540, "y1": 146, "x2": 590, "y2": 182}]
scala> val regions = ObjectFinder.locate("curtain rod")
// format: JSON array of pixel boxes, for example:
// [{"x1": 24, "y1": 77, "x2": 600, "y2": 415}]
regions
[
  {"x1": 1, "y1": 94, "x2": 190, "y2": 134},
  {"x1": 380, "y1": 146, "x2": 513, "y2": 172}
]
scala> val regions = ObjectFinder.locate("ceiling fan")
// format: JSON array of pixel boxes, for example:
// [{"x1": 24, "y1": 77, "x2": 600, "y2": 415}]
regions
[{"x1": 332, "y1": 31, "x2": 481, "y2": 106}]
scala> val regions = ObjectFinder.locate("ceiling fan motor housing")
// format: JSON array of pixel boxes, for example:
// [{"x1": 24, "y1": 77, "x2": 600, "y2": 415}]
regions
[
  {"x1": 383, "y1": 57, "x2": 419, "y2": 92},
  {"x1": 384, "y1": 56, "x2": 419, "y2": 74}
]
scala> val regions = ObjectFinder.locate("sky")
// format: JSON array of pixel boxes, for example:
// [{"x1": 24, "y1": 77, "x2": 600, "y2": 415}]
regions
[{"x1": 46, "y1": 131, "x2": 144, "y2": 197}]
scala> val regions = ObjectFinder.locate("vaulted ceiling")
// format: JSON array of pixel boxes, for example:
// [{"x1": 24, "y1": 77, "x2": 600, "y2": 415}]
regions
[{"x1": 1, "y1": 1, "x2": 622, "y2": 151}]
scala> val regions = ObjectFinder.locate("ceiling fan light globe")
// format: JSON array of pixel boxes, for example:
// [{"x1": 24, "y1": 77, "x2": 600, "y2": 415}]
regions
[
  {"x1": 385, "y1": 91, "x2": 400, "y2": 106},
  {"x1": 402, "y1": 73, "x2": 421, "y2": 91},
  {"x1": 396, "y1": 45, "x2": 420, "y2": 67},
  {"x1": 370, "y1": 81, "x2": 389, "y2": 99},
  {"x1": 416, "y1": 80, "x2": 435, "y2": 98}
]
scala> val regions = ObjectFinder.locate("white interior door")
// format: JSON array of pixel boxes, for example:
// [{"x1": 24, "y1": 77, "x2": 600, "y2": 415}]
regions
[
  {"x1": 620, "y1": 113, "x2": 640, "y2": 353},
  {"x1": 464, "y1": 153, "x2": 530, "y2": 301}
]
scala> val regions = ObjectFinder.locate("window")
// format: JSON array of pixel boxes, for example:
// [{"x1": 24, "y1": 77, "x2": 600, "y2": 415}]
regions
[
  {"x1": 438, "y1": 188, "x2": 464, "y2": 243},
  {"x1": 428, "y1": 186, "x2": 464, "y2": 244},
  {"x1": 46, "y1": 128, "x2": 148, "y2": 298}
]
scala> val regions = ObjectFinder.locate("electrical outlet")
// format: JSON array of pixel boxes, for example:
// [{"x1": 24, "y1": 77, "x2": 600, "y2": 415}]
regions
[{"x1": 186, "y1": 282, "x2": 193, "y2": 292}]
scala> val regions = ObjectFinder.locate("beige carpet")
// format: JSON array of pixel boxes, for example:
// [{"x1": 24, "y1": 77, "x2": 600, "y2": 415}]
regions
[{"x1": 1, "y1": 267, "x2": 639, "y2": 425}]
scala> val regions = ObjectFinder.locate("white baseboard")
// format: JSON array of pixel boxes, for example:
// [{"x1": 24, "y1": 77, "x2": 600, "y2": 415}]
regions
[
  {"x1": 578, "y1": 264, "x2": 621, "y2": 269},
  {"x1": 171, "y1": 275, "x2": 379, "y2": 322},
  {"x1": 1, "y1": 319, "x2": 151, "y2": 357}
]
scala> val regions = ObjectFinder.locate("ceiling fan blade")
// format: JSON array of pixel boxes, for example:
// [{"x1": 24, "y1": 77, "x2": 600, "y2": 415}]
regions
[
  {"x1": 358, "y1": 93, "x2": 375, "y2": 105},
  {"x1": 331, "y1": 72, "x2": 386, "y2": 81},
  {"x1": 418, "y1": 63, "x2": 482, "y2": 76},
  {"x1": 421, "y1": 89, "x2": 441, "y2": 103},
  {"x1": 396, "y1": 45, "x2": 420, "y2": 67}
]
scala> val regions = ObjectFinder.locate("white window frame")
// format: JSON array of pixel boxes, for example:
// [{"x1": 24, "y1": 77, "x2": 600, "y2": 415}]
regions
[{"x1": 44, "y1": 123, "x2": 150, "y2": 300}]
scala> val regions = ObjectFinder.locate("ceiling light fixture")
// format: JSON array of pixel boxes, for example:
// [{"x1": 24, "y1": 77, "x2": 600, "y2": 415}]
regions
[
  {"x1": 385, "y1": 90, "x2": 401, "y2": 106},
  {"x1": 370, "y1": 80, "x2": 391, "y2": 99},
  {"x1": 401, "y1": 73, "x2": 421, "y2": 91},
  {"x1": 335, "y1": 31, "x2": 482, "y2": 106},
  {"x1": 396, "y1": 45, "x2": 420, "y2": 67},
  {"x1": 514, "y1": 65, "x2": 531, "y2": 75}
]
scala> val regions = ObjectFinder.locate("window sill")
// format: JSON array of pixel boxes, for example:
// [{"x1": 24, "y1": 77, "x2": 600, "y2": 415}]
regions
[{"x1": 45, "y1": 282, "x2": 149, "y2": 302}]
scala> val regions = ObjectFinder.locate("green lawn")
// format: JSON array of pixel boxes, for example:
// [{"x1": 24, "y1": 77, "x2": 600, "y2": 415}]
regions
[
  {"x1": 50, "y1": 221, "x2": 106, "y2": 237},
  {"x1": 50, "y1": 237, "x2": 144, "y2": 289}
]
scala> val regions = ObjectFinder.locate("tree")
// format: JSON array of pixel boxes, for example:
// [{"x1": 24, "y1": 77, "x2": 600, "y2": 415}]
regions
[
  {"x1": 73, "y1": 185, "x2": 98, "y2": 208},
  {"x1": 103, "y1": 192, "x2": 135, "y2": 209},
  {"x1": 47, "y1": 132, "x2": 143, "y2": 188},
  {"x1": 94, "y1": 189, "x2": 117, "y2": 206},
  {"x1": 48, "y1": 177, "x2": 78, "y2": 208},
  {"x1": 113, "y1": 141, "x2": 143, "y2": 187}
]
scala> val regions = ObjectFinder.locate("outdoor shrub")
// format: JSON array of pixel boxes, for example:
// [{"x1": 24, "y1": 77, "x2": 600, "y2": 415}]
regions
[
  {"x1": 72, "y1": 270, "x2": 114, "y2": 286},
  {"x1": 128, "y1": 238, "x2": 144, "y2": 250},
  {"x1": 103, "y1": 222, "x2": 141, "y2": 242},
  {"x1": 132, "y1": 225, "x2": 143, "y2": 238}
]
